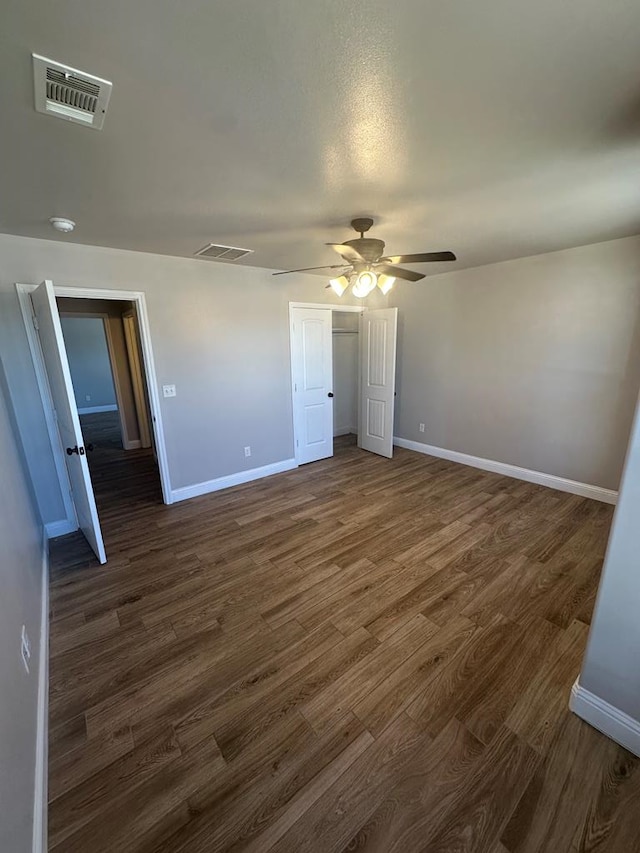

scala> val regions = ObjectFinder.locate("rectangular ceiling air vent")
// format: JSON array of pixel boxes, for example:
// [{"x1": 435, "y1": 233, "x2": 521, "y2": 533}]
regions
[
  {"x1": 194, "y1": 243, "x2": 254, "y2": 261},
  {"x1": 32, "y1": 54, "x2": 112, "y2": 130}
]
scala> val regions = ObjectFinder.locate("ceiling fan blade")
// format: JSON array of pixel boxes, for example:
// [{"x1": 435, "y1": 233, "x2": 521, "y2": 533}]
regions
[
  {"x1": 380, "y1": 251, "x2": 457, "y2": 264},
  {"x1": 272, "y1": 264, "x2": 349, "y2": 276},
  {"x1": 377, "y1": 265, "x2": 425, "y2": 282},
  {"x1": 326, "y1": 243, "x2": 365, "y2": 264}
]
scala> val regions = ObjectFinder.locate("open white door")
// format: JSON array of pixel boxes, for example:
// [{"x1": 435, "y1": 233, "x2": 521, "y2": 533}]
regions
[
  {"x1": 359, "y1": 307, "x2": 398, "y2": 458},
  {"x1": 31, "y1": 281, "x2": 107, "y2": 564},
  {"x1": 291, "y1": 307, "x2": 334, "y2": 464}
]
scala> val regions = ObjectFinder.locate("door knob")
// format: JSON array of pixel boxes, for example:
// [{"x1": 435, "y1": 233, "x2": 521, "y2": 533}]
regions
[
  {"x1": 328, "y1": 392, "x2": 334, "y2": 398},
  {"x1": 66, "y1": 445, "x2": 86, "y2": 456},
  {"x1": 86, "y1": 443, "x2": 94, "y2": 452}
]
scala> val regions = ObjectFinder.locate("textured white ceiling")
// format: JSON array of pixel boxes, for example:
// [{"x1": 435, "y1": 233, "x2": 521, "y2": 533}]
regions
[{"x1": 2, "y1": 0, "x2": 640, "y2": 275}]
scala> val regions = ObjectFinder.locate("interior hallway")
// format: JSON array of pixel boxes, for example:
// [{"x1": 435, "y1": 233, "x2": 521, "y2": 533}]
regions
[
  {"x1": 79, "y1": 409, "x2": 162, "y2": 519},
  {"x1": 47, "y1": 438, "x2": 640, "y2": 852}
]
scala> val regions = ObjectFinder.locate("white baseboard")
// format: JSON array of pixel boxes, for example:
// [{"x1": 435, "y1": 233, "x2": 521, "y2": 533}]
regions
[
  {"x1": 393, "y1": 436, "x2": 618, "y2": 505},
  {"x1": 122, "y1": 439, "x2": 142, "y2": 451},
  {"x1": 570, "y1": 679, "x2": 640, "y2": 757},
  {"x1": 33, "y1": 529, "x2": 49, "y2": 853},
  {"x1": 170, "y1": 458, "x2": 298, "y2": 503},
  {"x1": 334, "y1": 427, "x2": 357, "y2": 437},
  {"x1": 77, "y1": 404, "x2": 118, "y2": 414},
  {"x1": 45, "y1": 518, "x2": 77, "y2": 539}
]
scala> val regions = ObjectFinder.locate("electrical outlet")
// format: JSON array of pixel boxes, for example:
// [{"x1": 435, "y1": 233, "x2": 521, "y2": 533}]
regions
[
  {"x1": 162, "y1": 384, "x2": 177, "y2": 398},
  {"x1": 85, "y1": 394, "x2": 91, "y2": 402},
  {"x1": 21, "y1": 625, "x2": 31, "y2": 674},
  {"x1": 419, "y1": 423, "x2": 425, "y2": 433},
  {"x1": 244, "y1": 446, "x2": 251, "y2": 458}
]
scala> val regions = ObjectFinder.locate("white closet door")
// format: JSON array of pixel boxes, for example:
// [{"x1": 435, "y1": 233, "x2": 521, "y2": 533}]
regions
[
  {"x1": 31, "y1": 280, "x2": 107, "y2": 564},
  {"x1": 358, "y1": 307, "x2": 398, "y2": 458},
  {"x1": 291, "y1": 307, "x2": 334, "y2": 464}
]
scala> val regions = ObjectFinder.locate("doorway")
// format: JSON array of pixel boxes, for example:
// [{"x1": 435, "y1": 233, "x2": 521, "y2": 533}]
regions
[
  {"x1": 332, "y1": 311, "x2": 359, "y2": 439},
  {"x1": 289, "y1": 302, "x2": 398, "y2": 464},
  {"x1": 16, "y1": 281, "x2": 171, "y2": 564},
  {"x1": 57, "y1": 298, "x2": 154, "y2": 456}
]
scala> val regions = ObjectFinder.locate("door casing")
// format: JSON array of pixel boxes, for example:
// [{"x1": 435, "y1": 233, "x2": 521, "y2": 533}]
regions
[
  {"x1": 16, "y1": 283, "x2": 172, "y2": 540},
  {"x1": 289, "y1": 302, "x2": 362, "y2": 465}
]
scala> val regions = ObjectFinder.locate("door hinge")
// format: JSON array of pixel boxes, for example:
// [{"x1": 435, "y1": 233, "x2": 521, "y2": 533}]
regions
[
  {"x1": 31, "y1": 313, "x2": 39, "y2": 331},
  {"x1": 294, "y1": 383, "x2": 297, "y2": 392}
]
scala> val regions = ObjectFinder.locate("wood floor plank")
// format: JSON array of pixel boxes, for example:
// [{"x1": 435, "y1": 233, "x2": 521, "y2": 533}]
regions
[
  {"x1": 301, "y1": 613, "x2": 439, "y2": 734},
  {"x1": 352, "y1": 614, "x2": 476, "y2": 737},
  {"x1": 49, "y1": 726, "x2": 186, "y2": 848},
  {"x1": 501, "y1": 714, "x2": 622, "y2": 853},
  {"x1": 573, "y1": 745, "x2": 640, "y2": 853},
  {"x1": 506, "y1": 619, "x2": 590, "y2": 755},
  {"x1": 364, "y1": 565, "x2": 469, "y2": 640},
  {"x1": 405, "y1": 614, "x2": 524, "y2": 738},
  {"x1": 209, "y1": 628, "x2": 379, "y2": 762},
  {"x1": 268, "y1": 712, "x2": 429, "y2": 853},
  {"x1": 48, "y1": 724, "x2": 134, "y2": 802},
  {"x1": 158, "y1": 713, "x2": 371, "y2": 853},
  {"x1": 421, "y1": 725, "x2": 540, "y2": 853},
  {"x1": 336, "y1": 718, "x2": 485, "y2": 852},
  {"x1": 459, "y1": 616, "x2": 561, "y2": 746},
  {"x1": 52, "y1": 736, "x2": 223, "y2": 853},
  {"x1": 173, "y1": 620, "x2": 348, "y2": 754},
  {"x1": 46, "y1": 427, "x2": 639, "y2": 852}
]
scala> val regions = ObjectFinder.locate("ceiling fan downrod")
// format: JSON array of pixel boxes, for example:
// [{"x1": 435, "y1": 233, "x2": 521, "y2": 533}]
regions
[{"x1": 350, "y1": 217, "x2": 374, "y2": 239}]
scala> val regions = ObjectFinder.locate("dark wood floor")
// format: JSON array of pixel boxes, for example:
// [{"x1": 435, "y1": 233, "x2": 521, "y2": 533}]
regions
[
  {"x1": 79, "y1": 410, "x2": 124, "y2": 450},
  {"x1": 48, "y1": 436, "x2": 640, "y2": 852}
]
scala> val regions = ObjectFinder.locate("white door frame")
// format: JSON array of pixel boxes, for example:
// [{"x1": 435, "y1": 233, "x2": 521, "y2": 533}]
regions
[
  {"x1": 289, "y1": 302, "x2": 361, "y2": 465},
  {"x1": 16, "y1": 284, "x2": 172, "y2": 531}
]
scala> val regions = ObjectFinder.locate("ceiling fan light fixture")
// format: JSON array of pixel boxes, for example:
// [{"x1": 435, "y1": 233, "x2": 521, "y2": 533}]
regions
[
  {"x1": 352, "y1": 270, "x2": 377, "y2": 298},
  {"x1": 329, "y1": 275, "x2": 349, "y2": 296},
  {"x1": 378, "y1": 274, "x2": 395, "y2": 295}
]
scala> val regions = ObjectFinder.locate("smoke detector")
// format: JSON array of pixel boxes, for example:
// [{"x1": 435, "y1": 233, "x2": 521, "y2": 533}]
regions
[
  {"x1": 194, "y1": 243, "x2": 254, "y2": 261},
  {"x1": 49, "y1": 217, "x2": 75, "y2": 233},
  {"x1": 32, "y1": 54, "x2": 112, "y2": 130}
]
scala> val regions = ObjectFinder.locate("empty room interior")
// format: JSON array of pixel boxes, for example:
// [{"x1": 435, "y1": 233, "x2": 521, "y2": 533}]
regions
[{"x1": 2, "y1": 2, "x2": 640, "y2": 851}]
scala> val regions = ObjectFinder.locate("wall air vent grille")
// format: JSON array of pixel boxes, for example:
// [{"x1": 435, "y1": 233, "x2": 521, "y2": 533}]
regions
[
  {"x1": 194, "y1": 244, "x2": 254, "y2": 261},
  {"x1": 33, "y1": 54, "x2": 112, "y2": 130}
]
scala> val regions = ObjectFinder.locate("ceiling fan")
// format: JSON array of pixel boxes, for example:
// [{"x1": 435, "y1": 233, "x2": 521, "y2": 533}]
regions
[{"x1": 273, "y1": 218, "x2": 456, "y2": 297}]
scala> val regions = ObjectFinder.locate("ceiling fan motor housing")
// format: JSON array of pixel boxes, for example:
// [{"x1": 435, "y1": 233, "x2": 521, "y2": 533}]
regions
[{"x1": 343, "y1": 237, "x2": 385, "y2": 264}]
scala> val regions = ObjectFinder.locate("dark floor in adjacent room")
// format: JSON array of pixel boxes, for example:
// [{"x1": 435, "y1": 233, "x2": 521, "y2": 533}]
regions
[{"x1": 47, "y1": 436, "x2": 640, "y2": 852}]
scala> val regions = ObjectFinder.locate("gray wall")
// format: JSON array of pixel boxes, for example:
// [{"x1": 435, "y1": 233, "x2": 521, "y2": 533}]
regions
[
  {"x1": 578, "y1": 388, "x2": 640, "y2": 721},
  {"x1": 0, "y1": 356, "x2": 44, "y2": 852},
  {"x1": 59, "y1": 316, "x2": 117, "y2": 410},
  {"x1": 0, "y1": 234, "x2": 362, "y2": 524},
  {"x1": 391, "y1": 235, "x2": 640, "y2": 490}
]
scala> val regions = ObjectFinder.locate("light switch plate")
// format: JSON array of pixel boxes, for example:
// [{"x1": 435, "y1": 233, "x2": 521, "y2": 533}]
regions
[{"x1": 163, "y1": 384, "x2": 176, "y2": 398}]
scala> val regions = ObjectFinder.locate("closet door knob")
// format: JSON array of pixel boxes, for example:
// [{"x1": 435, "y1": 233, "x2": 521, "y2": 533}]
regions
[{"x1": 327, "y1": 392, "x2": 334, "y2": 398}]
